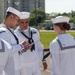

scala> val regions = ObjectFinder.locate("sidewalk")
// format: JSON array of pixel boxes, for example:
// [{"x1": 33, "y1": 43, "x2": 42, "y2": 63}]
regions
[{"x1": 40, "y1": 51, "x2": 51, "y2": 75}]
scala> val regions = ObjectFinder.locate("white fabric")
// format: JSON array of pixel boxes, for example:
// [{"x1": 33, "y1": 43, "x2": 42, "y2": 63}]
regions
[
  {"x1": 51, "y1": 16, "x2": 70, "y2": 24},
  {"x1": 50, "y1": 34, "x2": 75, "y2": 75},
  {"x1": 0, "y1": 39, "x2": 14, "y2": 75},
  {"x1": 6, "y1": 7, "x2": 21, "y2": 18},
  {"x1": 15, "y1": 27, "x2": 44, "y2": 75},
  {"x1": 20, "y1": 12, "x2": 30, "y2": 19},
  {"x1": 0, "y1": 23, "x2": 22, "y2": 75},
  {"x1": 20, "y1": 62, "x2": 41, "y2": 75}
]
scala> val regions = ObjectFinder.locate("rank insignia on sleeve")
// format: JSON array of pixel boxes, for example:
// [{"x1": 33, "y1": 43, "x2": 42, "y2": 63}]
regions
[
  {"x1": 32, "y1": 32, "x2": 37, "y2": 34},
  {"x1": 0, "y1": 31, "x2": 5, "y2": 33}
]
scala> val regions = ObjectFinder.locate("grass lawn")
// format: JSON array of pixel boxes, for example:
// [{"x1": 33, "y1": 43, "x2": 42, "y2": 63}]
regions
[{"x1": 40, "y1": 30, "x2": 75, "y2": 48}]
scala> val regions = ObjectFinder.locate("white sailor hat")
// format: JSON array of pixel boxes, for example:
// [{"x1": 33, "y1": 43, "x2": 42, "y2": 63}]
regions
[
  {"x1": 20, "y1": 12, "x2": 30, "y2": 19},
  {"x1": 6, "y1": 7, "x2": 21, "y2": 18},
  {"x1": 51, "y1": 16, "x2": 70, "y2": 24}
]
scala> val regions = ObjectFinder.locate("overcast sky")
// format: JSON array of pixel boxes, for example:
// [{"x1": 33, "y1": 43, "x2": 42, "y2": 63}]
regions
[{"x1": 45, "y1": 0, "x2": 75, "y2": 13}]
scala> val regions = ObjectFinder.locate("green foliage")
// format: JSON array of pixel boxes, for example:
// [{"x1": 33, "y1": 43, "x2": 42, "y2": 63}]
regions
[
  {"x1": 29, "y1": 13, "x2": 35, "y2": 26},
  {"x1": 61, "y1": 12, "x2": 69, "y2": 16},
  {"x1": 29, "y1": 8, "x2": 46, "y2": 26},
  {"x1": 46, "y1": 10, "x2": 75, "y2": 24},
  {"x1": 69, "y1": 16, "x2": 75, "y2": 23}
]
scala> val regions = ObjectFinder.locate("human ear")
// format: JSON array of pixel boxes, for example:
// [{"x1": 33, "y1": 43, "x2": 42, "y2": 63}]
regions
[{"x1": 10, "y1": 14, "x2": 14, "y2": 19}]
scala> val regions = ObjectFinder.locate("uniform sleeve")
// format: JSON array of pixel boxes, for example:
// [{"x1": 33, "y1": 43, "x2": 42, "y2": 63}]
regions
[
  {"x1": 37, "y1": 40, "x2": 44, "y2": 61},
  {"x1": 0, "y1": 40, "x2": 11, "y2": 74},
  {"x1": 0, "y1": 31, "x2": 10, "y2": 43},
  {"x1": 50, "y1": 40, "x2": 61, "y2": 75},
  {"x1": 0, "y1": 53, "x2": 9, "y2": 74},
  {"x1": 0, "y1": 31, "x2": 22, "y2": 54},
  {"x1": 0, "y1": 39, "x2": 23, "y2": 75},
  {"x1": 35, "y1": 30, "x2": 44, "y2": 61}
]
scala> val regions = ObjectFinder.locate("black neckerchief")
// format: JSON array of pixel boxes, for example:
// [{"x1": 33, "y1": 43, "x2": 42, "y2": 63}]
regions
[
  {"x1": 7, "y1": 28, "x2": 19, "y2": 44},
  {"x1": 19, "y1": 28, "x2": 35, "y2": 52}
]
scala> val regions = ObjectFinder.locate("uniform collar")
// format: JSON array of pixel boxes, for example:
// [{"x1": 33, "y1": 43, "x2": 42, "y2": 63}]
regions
[
  {"x1": 23, "y1": 28, "x2": 29, "y2": 33},
  {"x1": 58, "y1": 33, "x2": 72, "y2": 39},
  {"x1": 0, "y1": 23, "x2": 14, "y2": 32},
  {"x1": 0, "y1": 23, "x2": 7, "y2": 27},
  {"x1": 17, "y1": 26, "x2": 29, "y2": 32}
]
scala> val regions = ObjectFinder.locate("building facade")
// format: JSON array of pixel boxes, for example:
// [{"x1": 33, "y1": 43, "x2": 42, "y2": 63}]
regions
[
  {"x1": 0, "y1": 0, "x2": 4, "y2": 23},
  {"x1": 17, "y1": 0, "x2": 45, "y2": 12},
  {"x1": 0, "y1": 0, "x2": 45, "y2": 23}
]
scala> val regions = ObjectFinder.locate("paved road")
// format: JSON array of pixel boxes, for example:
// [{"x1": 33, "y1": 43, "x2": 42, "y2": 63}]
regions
[{"x1": 40, "y1": 51, "x2": 51, "y2": 75}]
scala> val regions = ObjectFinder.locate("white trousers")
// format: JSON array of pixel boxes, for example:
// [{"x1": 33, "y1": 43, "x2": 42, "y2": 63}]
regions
[{"x1": 20, "y1": 61, "x2": 41, "y2": 75}]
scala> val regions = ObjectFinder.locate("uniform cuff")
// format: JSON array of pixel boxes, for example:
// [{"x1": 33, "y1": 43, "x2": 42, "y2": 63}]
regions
[
  {"x1": 20, "y1": 44, "x2": 24, "y2": 50},
  {"x1": 42, "y1": 59, "x2": 46, "y2": 62}
]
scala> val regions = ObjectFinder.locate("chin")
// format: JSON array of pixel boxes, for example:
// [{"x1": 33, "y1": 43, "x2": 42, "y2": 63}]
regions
[
  {"x1": 22, "y1": 28, "x2": 27, "y2": 30},
  {"x1": 23, "y1": 27, "x2": 27, "y2": 29}
]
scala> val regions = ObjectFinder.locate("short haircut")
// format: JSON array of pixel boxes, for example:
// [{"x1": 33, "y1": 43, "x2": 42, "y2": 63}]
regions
[{"x1": 5, "y1": 12, "x2": 16, "y2": 19}]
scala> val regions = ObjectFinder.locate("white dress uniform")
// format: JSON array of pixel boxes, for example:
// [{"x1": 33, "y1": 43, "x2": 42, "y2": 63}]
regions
[
  {"x1": 50, "y1": 34, "x2": 75, "y2": 75},
  {"x1": 0, "y1": 23, "x2": 23, "y2": 75},
  {"x1": 15, "y1": 26, "x2": 44, "y2": 75}
]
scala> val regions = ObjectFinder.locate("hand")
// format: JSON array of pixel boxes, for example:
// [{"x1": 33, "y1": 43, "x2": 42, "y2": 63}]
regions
[
  {"x1": 21, "y1": 41, "x2": 32, "y2": 52},
  {"x1": 24, "y1": 43, "x2": 32, "y2": 50},
  {"x1": 22, "y1": 41, "x2": 29, "y2": 46},
  {"x1": 42, "y1": 62, "x2": 48, "y2": 71}
]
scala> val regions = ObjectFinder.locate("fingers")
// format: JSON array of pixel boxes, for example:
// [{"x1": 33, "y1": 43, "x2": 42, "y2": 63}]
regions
[
  {"x1": 24, "y1": 44, "x2": 32, "y2": 50},
  {"x1": 43, "y1": 62, "x2": 48, "y2": 71},
  {"x1": 22, "y1": 41, "x2": 29, "y2": 46},
  {"x1": 21, "y1": 41, "x2": 33, "y2": 52}
]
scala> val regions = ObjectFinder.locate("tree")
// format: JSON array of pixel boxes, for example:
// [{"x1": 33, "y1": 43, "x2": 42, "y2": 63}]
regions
[{"x1": 29, "y1": 8, "x2": 46, "y2": 26}]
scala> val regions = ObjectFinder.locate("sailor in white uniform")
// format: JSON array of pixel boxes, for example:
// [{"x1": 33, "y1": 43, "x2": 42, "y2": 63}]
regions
[
  {"x1": 50, "y1": 16, "x2": 75, "y2": 75},
  {"x1": 15, "y1": 12, "x2": 47, "y2": 75},
  {"x1": 0, "y1": 7, "x2": 31, "y2": 75}
]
